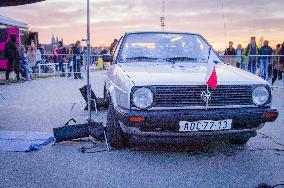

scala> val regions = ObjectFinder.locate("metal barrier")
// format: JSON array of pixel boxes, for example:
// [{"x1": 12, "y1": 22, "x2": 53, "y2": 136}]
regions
[
  {"x1": 220, "y1": 55, "x2": 284, "y2": 88},
  {"x1": 33, "y1": 54, "x2": 107, "y2": 77},
  {"x1": 24, "y1": 53, "x2": 284, "y2": 88}
]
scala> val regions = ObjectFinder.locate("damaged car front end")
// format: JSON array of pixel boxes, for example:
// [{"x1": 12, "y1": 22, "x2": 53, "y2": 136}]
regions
[{"x1": 105, "y1": 32, "x2": 278, "y2": 147}]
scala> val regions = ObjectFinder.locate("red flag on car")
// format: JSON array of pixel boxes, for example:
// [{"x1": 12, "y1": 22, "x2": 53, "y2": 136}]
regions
[{"x1": 205, "y1": 49, "x2": 218, "y2": 90}]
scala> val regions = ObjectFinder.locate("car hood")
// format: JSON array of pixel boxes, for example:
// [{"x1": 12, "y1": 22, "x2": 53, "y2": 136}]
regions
[{"x1": 118, "y1": 62, "x2": 268, "y2": 86}]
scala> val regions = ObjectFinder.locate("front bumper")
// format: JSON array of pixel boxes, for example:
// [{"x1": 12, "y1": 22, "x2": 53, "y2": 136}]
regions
[{"x1": 115, "y1": 107, "x2": 278, "y2": 143}]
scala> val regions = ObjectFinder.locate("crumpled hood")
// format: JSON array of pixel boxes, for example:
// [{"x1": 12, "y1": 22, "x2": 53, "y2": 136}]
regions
[{"x1": 118, "y1": 62, "x2": 268, "y2": 86}]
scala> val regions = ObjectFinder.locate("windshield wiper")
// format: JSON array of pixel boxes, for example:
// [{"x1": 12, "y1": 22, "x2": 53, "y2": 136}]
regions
[
  {"x1": 126, "y1": 56, "x2": 158, "y2": 61},
  {"x1": 163, "y1": 57, "x2": 197, "y2": 64}
]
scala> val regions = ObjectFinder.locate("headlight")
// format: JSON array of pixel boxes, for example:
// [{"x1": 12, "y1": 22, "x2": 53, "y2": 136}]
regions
[
  {"x1": 252, "y1": 86, "x2": 269, "y2": 106},
  {"x1": 132, "y1": 87, "x2": 153, "y2": 109}
]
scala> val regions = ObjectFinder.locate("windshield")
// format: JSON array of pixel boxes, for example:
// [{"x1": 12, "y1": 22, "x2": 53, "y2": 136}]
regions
[{"x1": 119, "y1": 33, "x2": 212, "y2": 63}]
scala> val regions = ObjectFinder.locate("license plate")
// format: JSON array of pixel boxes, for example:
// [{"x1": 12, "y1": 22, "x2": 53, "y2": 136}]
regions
[{"x1": 179, "y1": 119, "x2": 232, "y2": 132}]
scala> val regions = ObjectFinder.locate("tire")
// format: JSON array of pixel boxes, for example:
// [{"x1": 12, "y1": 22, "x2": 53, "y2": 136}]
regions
[
  {"x1": 106, "y1": 102, "x2": 125, "y2": 148},
  {"x1": 230, "y1": 138, "x2": 249, "y2": 145}
]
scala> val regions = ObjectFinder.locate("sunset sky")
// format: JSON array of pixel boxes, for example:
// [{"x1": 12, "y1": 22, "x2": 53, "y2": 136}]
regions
[{"x1": 1, "y1": 0, "x2": 284, "y2": 50}]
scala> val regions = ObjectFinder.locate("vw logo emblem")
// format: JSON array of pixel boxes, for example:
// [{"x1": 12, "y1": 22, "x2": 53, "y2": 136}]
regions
[{"x1": 201, "y1": 90, "x2": 211, "y2": 102}]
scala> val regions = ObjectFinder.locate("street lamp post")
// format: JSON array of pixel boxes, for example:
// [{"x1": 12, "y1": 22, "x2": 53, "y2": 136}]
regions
[{"x1": 86, "y1": 0, "x2": 92, "y2": 122}]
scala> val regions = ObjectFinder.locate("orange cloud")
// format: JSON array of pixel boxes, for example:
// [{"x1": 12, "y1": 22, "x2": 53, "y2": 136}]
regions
[{"x1": 1, "y1": 0, "x2": 284, "y2": 50}]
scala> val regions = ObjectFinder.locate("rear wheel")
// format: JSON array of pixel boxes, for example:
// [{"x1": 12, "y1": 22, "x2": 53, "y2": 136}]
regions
[
  {"x1": 230, "y1": 138, "x2": 249, "y2": 145},
  {"x1": 106, "y1": 102, "x2": 125, "y2": 148}
]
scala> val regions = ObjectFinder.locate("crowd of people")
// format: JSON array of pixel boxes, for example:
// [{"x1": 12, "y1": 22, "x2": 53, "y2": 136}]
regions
[
  {"x1": 50, "y1": 40, "x2": 84, "y2": 79},
  {"x1": 4, "y1": 35, "x2": 116, "y2": 82},
  {"x1": 51, "y1": 40, "x2": 113, "y2": 79},
  {"x1": 3, "y1": 34, "x2": 284, "y2": 85},
  {"x1": 223, "y1": 36, "x2": 284, "y2": 85},
  {"x1": 4, "y1": 34, "x2": 44, "y2": 81}
]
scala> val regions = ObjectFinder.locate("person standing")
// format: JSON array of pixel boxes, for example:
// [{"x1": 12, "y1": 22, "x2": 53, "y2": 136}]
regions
[
  {"x1": 236, "y1": 44, "x2": 244, "y2": 69},
  {"x1": 259, "y1": 40, "x2": 272, "y2": 80},
  {"x1": 272, "y1": 44, "x2": 282, "y2": 85},
  {"x1": 224, "y1": 41, "x2": 236, "y2": 67},
  {"x1": 37, "y1": 44, "x2": 45, "y2": 59},
  {"x1": 67, "y1": 45, "x2": 73, "y2": 77},
  {"x1": 35, "y1": 45, "x2": 43, "y2": 70},
  {"x1": 275, "y1": 42, "x2": 284, "y2": 84},
  {"x1": 280, "y1": 43, "x2": 284, "y2": 84},
  {"x1": 57, "y1": 41, "x2": 66, "y2": 77},
  {"x1": 4, "y1": 34, "x2": 21, "y2": 81},
  {"x1": 37, "y1": 44, "x2": 48, "y2": 73},
  {"x1": 19, "y1": 46, "x2": 30, "y2": 80},
  {"x1": 244, "y1": 36, "x2": 259, "y2": 74},
  {"x1": 72, "y1": 41, "x2": 82, "y2": 79},
  {"x1": 27, "y1": 45, "x2": 36, "y2": 74},
  {"x1": 99, "y1": 48, "x2": 108, "y2": 70}
]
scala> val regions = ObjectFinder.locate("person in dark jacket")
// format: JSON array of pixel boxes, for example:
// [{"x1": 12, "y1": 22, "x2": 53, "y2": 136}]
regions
[
  {"x1": 244, "y1": 36, "x2": 259, "y2": 74},
  {"x1": 278, "y1": 42, "x2": 284, "y2": 83},
  {"x1": 224, "y1": 41, "x2": 236, "y2": 55},
  {"x1": 72, "y1": 41, "x2": 82, "y2": 79},
  {"x1": 259, "y1": 40, "x2": 273, "y2": 80},
  {"x1": 272, "y1": 44, "x2": 282, "y2": 85},
  {"x1": 57, "y1": 41, "x2": 66, "y2": 77},
  {"x1": 4, "y1": 34, "x2": 21, "y2": 81},
  {"x1": 99, "y1": 48, "x2": 109, "y2": 70},
  {"x1": 224, "y1": 41, "x2": 236, "y2": 67}
]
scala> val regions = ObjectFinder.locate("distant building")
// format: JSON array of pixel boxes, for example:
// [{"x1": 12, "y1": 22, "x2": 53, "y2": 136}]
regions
[{"x1": 51, "y1": 34, "x2": 58, "y2": 47}]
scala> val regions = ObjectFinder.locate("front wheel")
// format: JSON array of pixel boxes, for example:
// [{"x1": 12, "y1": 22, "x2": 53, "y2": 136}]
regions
[
  {"x1": 106, "y1": 102, "x2": 125, "y2": 148},
  {"x1": 230, "y1": 138, "x2": 249, "y2": 145}
]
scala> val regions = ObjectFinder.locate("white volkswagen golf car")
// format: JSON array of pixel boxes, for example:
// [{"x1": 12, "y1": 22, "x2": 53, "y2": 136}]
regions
[{"x1": 105, "y1": 32, "x2": 278, "y2": 148}]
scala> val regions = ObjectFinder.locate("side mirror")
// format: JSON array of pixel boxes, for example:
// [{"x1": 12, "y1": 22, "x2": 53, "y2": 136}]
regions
[{"x1": 102, "y1": 54, "x2": 113, "y2": 62}]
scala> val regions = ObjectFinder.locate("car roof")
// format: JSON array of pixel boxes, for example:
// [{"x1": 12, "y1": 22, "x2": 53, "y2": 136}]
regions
[{"x1": 125, "y1": 31, "x2": 200, "y2": 36}]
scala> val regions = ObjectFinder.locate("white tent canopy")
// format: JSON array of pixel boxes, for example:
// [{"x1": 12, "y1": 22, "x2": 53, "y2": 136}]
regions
[{"x1": 0, "y1": 15, "x2": 28, "y2": 29}]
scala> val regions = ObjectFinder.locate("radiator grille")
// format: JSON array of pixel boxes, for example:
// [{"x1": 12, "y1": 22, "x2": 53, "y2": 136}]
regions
[{"x1": 153, "y1": 85, "x2": 253, "y2": 107}]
